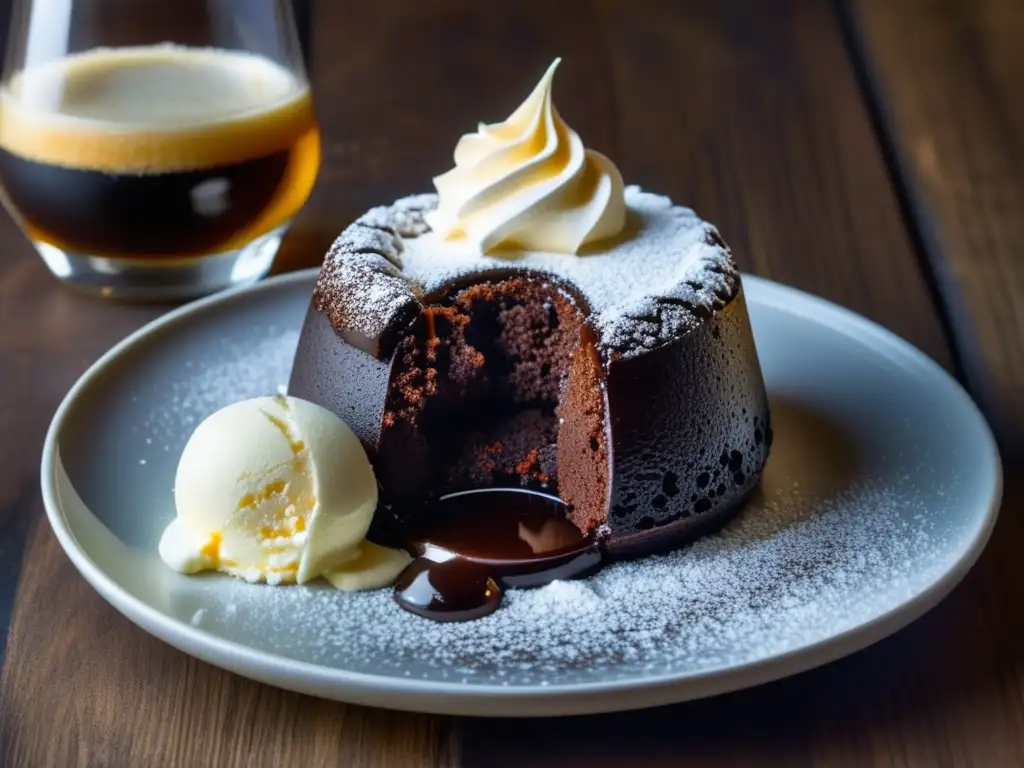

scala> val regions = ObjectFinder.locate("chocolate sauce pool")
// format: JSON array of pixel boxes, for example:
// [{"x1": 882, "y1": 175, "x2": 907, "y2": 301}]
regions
[{"x1": 393, "y1": 489, "x2": 601, "y2": 621}]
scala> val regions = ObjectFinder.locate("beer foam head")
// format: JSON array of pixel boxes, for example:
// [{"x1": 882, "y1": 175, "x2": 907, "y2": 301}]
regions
[{"x1": 0, "y1": 45, "x2": 314, "y2": 173}]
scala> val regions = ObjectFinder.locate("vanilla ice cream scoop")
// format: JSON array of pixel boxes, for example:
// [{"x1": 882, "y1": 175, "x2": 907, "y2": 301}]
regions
[{"x1": 158, "y1": 395, "x2": 409, "y2": 589}]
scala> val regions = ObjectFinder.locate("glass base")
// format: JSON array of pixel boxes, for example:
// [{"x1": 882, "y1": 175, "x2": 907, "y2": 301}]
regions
[{"x1": 34, "y1": 225, "x2": 288, "y2": 301}]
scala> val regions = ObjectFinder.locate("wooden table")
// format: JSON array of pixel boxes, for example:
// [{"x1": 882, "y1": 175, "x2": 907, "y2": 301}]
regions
[{"x1": 1, "y1": 0, "x2": 1021, "y2": 764}]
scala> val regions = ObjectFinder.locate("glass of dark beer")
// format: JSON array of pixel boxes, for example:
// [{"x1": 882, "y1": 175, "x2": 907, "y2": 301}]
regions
[{"x1": 0, "y1": 0, "x2": 319, "y2": 299}]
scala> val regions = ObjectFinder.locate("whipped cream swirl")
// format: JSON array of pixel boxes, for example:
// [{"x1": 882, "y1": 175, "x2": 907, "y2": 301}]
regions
[{"x1": 425, "y1": 59, "x2": 626, "y2": 255}]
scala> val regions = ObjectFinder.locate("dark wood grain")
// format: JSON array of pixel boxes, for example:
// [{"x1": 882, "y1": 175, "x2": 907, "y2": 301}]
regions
[
  {"x1": 0, "y1": 0, "x2": 459, "y2": 764},
  {"x1": 0, "y1": 520, "x2": 455, "y2": 767},
  {"x1": 440, "y1": 0, "x2": 1017, "y2": 764},
  {"x1": 596, "y1": 0, "x2": 952, "y2": 364},
  {"x1": 294, "y1": 0, "x2": 952, "y2": 367},
  {"x1": 0, "y1": 248, "x2": 160, "y2": 662},
  {"x1": 2, "y1": 0, "x2": 1018, "y2": 765},
  {"x1": 463, "y1": 511, "x2": 1024, "y2": 768},
  {"x1": 462, "y1": 490, "x2": 1024, "y2": 766},
  {"x1": 845, "y1": 0, "x2": 1024, "y2": 458},
  {"x1": 0, "y1": 252, "x2": 455, "y2": 768}
]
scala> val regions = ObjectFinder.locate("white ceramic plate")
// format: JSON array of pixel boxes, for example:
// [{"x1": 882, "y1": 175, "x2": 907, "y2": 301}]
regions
[{"x1": 41, "y1": 270, "x2": 1002, "y2": 717}]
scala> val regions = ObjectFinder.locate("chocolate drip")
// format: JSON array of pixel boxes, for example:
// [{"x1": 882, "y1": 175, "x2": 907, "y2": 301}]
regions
[{"x1": 393, "y1": 489, "x2": 601, "y2": 621}]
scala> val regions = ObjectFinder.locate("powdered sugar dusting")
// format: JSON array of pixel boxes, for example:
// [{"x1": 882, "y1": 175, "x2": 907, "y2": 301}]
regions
[
  {"x1": 185, "y1": 478, "x2": 958, "y2": 685},
  {"x1": 138, "y1": 328, "x2": 298, "y2": 455},
  {"x1": 136, "y1": 297, "x2": 971, "y2": 688},
  {"x1": 400, "y1": 187, "x2": 731, "y2": 310},
  {"x1": 315, "y1": 187, "x2": 737, "y2": 358}
]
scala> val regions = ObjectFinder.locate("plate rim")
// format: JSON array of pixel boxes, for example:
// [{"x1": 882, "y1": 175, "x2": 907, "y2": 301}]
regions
[{"x1": 40, "y1": 269, "x2": 1004, "y2": 717}]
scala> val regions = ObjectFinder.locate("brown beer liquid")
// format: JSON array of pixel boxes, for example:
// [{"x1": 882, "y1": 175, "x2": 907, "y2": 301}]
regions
[{"x1": 0, "y1": 45, "x2": 319, "y2": 259}]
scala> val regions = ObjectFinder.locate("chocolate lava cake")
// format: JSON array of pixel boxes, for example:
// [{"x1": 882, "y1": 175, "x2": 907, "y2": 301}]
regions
[{"x1": 289, "y1": 186, "x2": 771, "y2": 556}]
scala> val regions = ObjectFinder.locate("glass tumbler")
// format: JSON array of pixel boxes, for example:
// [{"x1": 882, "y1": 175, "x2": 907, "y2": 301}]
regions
[{"x1": 0, "y1": 0, "x2": 319, "y2": 299}]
